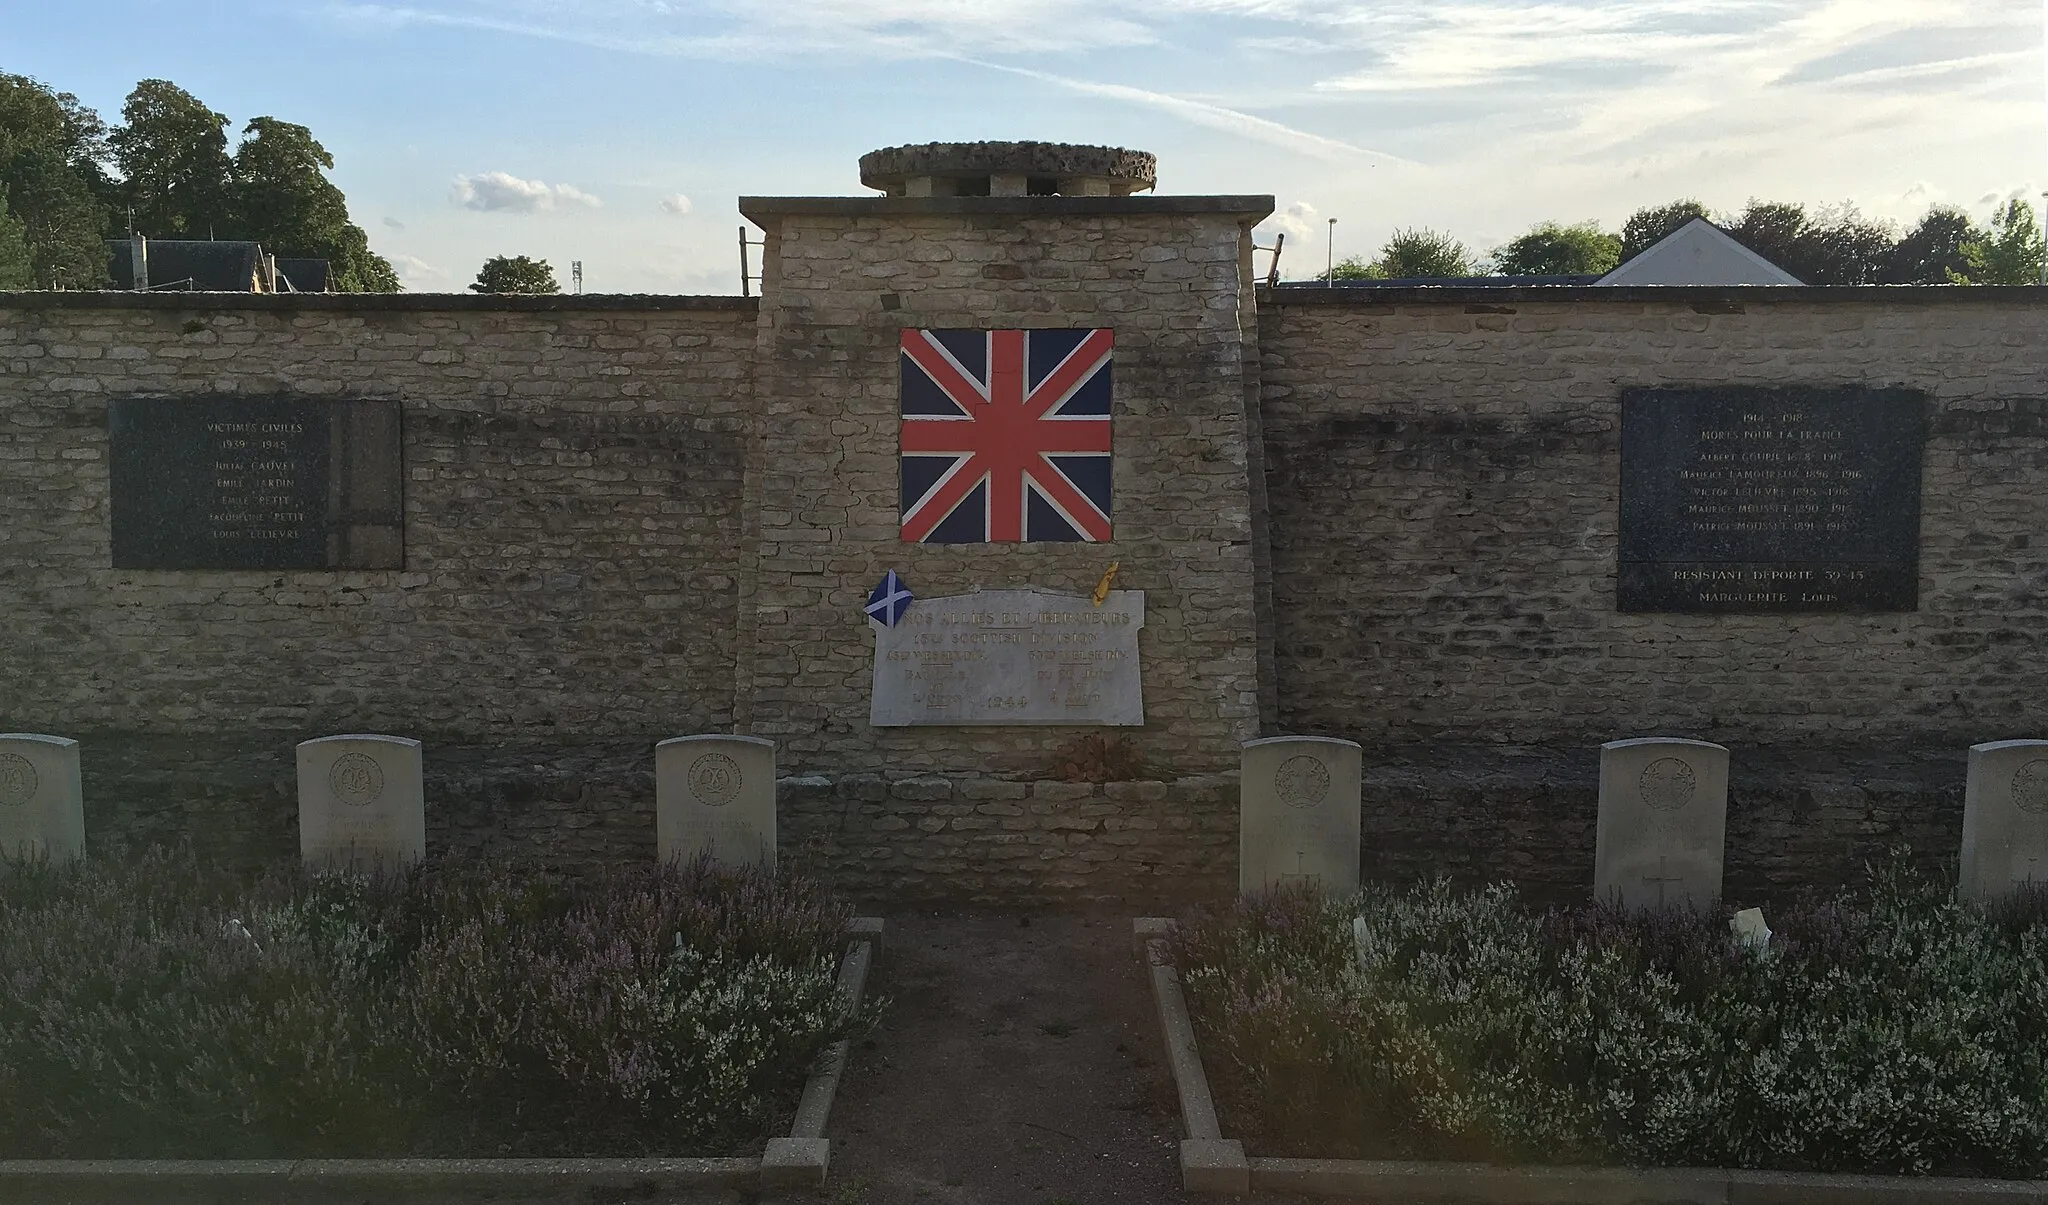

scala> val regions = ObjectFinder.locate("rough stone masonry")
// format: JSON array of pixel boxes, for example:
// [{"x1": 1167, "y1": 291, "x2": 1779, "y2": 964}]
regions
[{"x1": 0, "y1": 141, "x2": 2043, "y2": 904}]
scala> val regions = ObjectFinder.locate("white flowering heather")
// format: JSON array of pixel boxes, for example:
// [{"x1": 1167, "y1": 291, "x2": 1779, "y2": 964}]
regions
[{"x1": 1173, "y1": 860, "x2": 2048, "y2": 1177}]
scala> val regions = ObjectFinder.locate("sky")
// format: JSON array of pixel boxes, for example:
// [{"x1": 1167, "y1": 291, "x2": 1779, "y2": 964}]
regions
[{"x1": 5, "y1": 0, "x2": 2043, "y2": 292}]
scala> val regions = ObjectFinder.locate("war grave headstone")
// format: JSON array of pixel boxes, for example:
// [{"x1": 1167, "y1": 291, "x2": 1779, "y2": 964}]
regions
[
  {"x1": 1239, "y1": 736, "x2": 1362, "y2": 897},
  {"x1": 1958, "y1": 739, "x2": 2048, "y2": 904},
  {"x1": 871, "y1": 588, "x2": 1144, "y2": 726},
  {"x1": 108, "y1": 396, "x2": 403, "y2": 570},
  {"x1": 296, "y1": 735, "x2": 426, "y2": 871},
  {"x1": 0, "y1": 734, "x2": 85, "y2": 863},
  {"x1": 1594, "y1": 737, "x2": 1730, "y2": 911},
  {"x1": 656, "y1": 735, "x2": 776, "y2": 870},
  {"x1": 1618, "y1": 386, "x2": 1927, "y2": 613}
]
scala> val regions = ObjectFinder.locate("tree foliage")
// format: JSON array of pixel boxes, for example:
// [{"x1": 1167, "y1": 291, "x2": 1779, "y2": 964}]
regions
[
  {"x1": 229, "y1": 117, "x2": 398, "y2": 292},
  {"x1": 0, "y1": 185, "x2": 32, "y2": 289},
  {"x1": 1886, "y1": 206, "x2": 1978, "y2": 285},
  {"x1": 1959, "y1": 199, "x2": 2046, "y2": 285},
  {"x1": 471, "y1": 254, "x2": 560, "y2": 294},
  {"x1": 1619, "y1": 200, "x2": 1709, "y2": 261},
  {"x1": 110, "y1": 79, "x2": 231, "y2": 240},
  {"x1": 1492, "y1": 220, "x2": 1621, "y2": 277},
  {"x1": 0, "y1": 73, "x2": 111, "y2": 287}
]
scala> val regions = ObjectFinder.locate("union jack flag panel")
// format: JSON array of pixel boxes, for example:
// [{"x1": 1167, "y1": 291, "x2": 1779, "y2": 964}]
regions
[{"x1": 899, "y1": 328, "x2": 1113, "y2": 544}]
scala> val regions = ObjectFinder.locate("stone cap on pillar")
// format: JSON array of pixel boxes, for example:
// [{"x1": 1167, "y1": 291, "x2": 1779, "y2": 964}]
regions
[{"x1": 859, "y1": 141, "x2": 1157, "y2": 198}]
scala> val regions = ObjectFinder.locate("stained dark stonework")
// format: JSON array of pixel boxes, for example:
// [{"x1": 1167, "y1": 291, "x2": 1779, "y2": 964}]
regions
[
  {"x1": 1618, "y1": 386, "x2": 1927, "y2": 613},
  {"x1": 109, "y1": 396, "x2": 402, "y2": 570}
]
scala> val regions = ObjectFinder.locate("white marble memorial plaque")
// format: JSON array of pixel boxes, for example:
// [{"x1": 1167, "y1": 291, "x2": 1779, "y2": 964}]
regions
[
  {"x1": 0, "y1": 734, "x2": 85, "y2": 863},
  {"x1": 1594, "y1": 737, "x2": 1729, "y2": 911},
  {"x1": 1959, "y1": 739, "x2": 2048, "y2": 905},
  {"x1": 656, "y1": 735, "x2": 776, "y2": 870},
  {"x1": 1240, "y1": 736, "x2": 1362, "y2": 897},
  {"x1": 871, "y1": 589, "x2": 1143, "y2": 727},
  {"x1": 296, "y1": 734, "x2": 426, "y2": 872}
]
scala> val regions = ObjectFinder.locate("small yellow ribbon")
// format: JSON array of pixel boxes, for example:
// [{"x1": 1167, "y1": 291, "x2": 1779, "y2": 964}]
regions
[{"x1": 1091, "y1": 561, "x2": 1121, "y2": 607}]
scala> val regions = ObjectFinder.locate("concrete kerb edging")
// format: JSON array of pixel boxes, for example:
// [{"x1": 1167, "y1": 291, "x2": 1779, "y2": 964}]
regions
[
  {"x1": 0, "y1": 919, "x2": 885, "y2": 1204},
  {"x1": 1134, "y1": 918, "x2": 2048, "y2": 1204}
]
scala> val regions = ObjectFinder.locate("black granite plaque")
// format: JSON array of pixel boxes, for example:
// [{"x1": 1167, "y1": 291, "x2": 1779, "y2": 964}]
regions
[
  {"x1": 109, "y1": 397, "x2": 403, "y2": 570},
  {"x1": 1618, "y1": 386, "x2": 1926, "y2": 613}
]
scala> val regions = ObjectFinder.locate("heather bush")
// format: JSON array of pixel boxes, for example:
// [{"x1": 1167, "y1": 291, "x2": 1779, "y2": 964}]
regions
[
  {"x1": 1174, "y1": 859, "x2": 2048, "y2": 1177},
  {"x1": 0, "y1": 849, "x2": 877, "y2": 1157}
]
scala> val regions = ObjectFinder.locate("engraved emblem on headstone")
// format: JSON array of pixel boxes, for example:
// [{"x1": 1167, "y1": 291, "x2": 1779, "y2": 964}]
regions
[
  {"x1": 2013, "y1": 761, "x2": 2048, "y2": 815},
  {"x1": 1275, "y1": 756, "x2": 1331, "y2": 810},
  {"x1": 1638, "y1": 757, "x2": 1697, "y2": 811},
  {"x1": 689, "y1": 753, "x2": 743, "y2": 807},
  {"x1": 0, "y1": 754, "x2": 37, "y2": 808},
  {"x1": 328, "y1": 752, "x2": 385, "y2": 808}
]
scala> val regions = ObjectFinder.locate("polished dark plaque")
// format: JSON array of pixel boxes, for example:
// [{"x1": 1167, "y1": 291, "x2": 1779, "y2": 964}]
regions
[
  {"x1": 1618, "y1": 386, "x2": 1926, "y2": 613},
  {"x1": 109, "y1": 397, "x2": 403, "y2": 570}
]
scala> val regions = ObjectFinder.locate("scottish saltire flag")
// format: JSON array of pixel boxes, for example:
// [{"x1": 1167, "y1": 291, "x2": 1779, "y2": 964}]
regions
[
  {"x1": 865, "y1": 570, "x2": 913, "y2": 626},
  {"x1": 899, "y1": 328, "x2": 1113, "y2": 543}
]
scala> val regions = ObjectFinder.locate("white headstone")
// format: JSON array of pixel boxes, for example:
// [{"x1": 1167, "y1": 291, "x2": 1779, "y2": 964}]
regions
[
  {"x1": 1959, "y1": 739, "x2": 2048, "y2": 905},
  {"x1": 656, "y1": 735, "x2": 776, "y2": 870},
  {"x1": 1239, "y1": 736, "x2": 1361, "y2": 897},
  {"x1": 296, "y1": 735, "x2": 426, "y2": 872},
  {"x1": 0, "y1": 734, "x2": 85, "y2": 863},
  {"x1": 1730, "y1": 908, "x2": 1772, "y2": 950},
  {"x1": 871, "y1": 588, "x2": 1144, "y2": 726},
  {"x1": 1594, "y1": 737, "x2": 1730, "y2": 912}
]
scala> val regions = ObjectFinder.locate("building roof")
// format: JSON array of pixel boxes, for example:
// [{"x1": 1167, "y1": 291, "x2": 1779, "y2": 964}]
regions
[
  {"x1": 274, "y1": 258, "x2": 331, "y2": 293},
  {"x1": 1596, "y1": 218, "x2": 1803, "y2": 287},
  {"x1": 106, "y1": 239, "x2": 267, "y2": 291}
]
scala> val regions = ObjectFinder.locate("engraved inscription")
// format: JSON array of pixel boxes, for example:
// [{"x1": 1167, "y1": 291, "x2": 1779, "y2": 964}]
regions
[
  {"x1": 872, "y1": 590, "x2": 1144, "y2": 726},
  {"x1": 2013, "y1": 761, "x2": 2048, "y2": 816},
  {"x1": 328, "y1": 752, "x2": 385, "y2": 808},
  {"x1": 1619, "y1": 388, "x2": 1924, "y2": 613},
  {"x1": 1639, "y1": 758, "x2": 1697, "y2": 812},
  {"x1": 688, "y1": 753, "x2": 743, "y2": 807},
  {"x1": 1276, "y1": 756, "x2": 1331, "y2": 810},
  {"x1": 0, "y1": 754, "x2": 37, "y2": 808}
]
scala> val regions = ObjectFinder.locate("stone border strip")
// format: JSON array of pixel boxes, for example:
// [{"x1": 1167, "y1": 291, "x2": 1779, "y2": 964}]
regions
[
  {"x1": 0, "y1": 918, "x2": 884, "y2": 1204},
  {"x1": 1135, "y1": 918, "x2": 2048, "y2": 1203}
]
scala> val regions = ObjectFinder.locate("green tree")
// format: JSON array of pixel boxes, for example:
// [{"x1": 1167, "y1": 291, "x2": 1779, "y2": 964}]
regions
[
  {"x1": 1728, "y1": 200, "x2": 1809, "y2": 272},
  {"x1": 1959, "y1": 199, "x2": 2046, "y2": 285},
  {"x1": 110, "y1": 79, "x2": 231, "y2": 239},
  {"x1": 1378, "y1": 227, "x2": 1472, "y2": 278},
  {"x1": 1884, "y1": 206, "x2": 1979, "y2": 284},
  {"x1": 1324, "y1": 254, "x2": 1382, "y2": 281},
  {"x1": 1619, "y1": 200, "x2": 1709, "y2": 260},
  {"x1": 470, "y1": 254, "x2": 559, "y2": 294},
  {"x1": 229, "y1": 117, "x2": 398, "y2": 292},
  {"x1": 1491, "y1": 220, "x2": 1621, "y2": 276},
  {"x1": 1792, "y1": 204, "x2": 1897, "y2": 285},
  {"x1": 0, "y1": 185, "x2": 32, "y2": 289},
  {"x1": 0, "y1": 73, "x2": 111, "y2": 287}
]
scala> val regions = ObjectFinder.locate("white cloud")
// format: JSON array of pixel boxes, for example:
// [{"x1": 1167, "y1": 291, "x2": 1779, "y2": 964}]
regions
[
  {"x1": 659, "y1": 193, "x2": 693, "y2": 215},
  {"x1": 382, "y1": 216, "x2": 405, "y2": 230},
  {"x1": 451, "y1": 171, "x2": 604, "y2": 213},
  {"x1": 389, "y1": 253, "x2": 447, "y2": 286}
]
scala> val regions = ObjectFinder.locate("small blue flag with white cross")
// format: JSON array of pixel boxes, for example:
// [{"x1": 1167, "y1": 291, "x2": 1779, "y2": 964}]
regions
[{"x1": 865, "y1": 570, "x2": 913, "y2": 627}]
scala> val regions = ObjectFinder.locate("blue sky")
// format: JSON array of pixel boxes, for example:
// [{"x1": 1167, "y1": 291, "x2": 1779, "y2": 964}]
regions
[{"x1": 6, "y1": 0, "x2": 2042, "y2": 291}]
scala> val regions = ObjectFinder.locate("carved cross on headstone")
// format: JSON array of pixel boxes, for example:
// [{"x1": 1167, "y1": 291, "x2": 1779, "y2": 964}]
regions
[
  {"x1": 1278, "y1": 849, "x2": 1320, "y2": 887},
  {"x1": 2015, "y1": 854, "x2": 2045, "y2": 893},
  {"x1": 1642, "y1": 855, "x2": 1685, "y2": 908}
]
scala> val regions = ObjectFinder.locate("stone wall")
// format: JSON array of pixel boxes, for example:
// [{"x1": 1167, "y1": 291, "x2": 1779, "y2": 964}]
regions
[
  {"x1": 1257, "y1": 287, "x2": 2047, "y2": 897},
  {"x1": 0, "y1": 294, "x2": 756, "y2": 857}
]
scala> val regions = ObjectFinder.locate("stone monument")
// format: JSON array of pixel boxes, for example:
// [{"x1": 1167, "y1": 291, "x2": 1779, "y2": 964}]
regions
[
  {"x1": 1594, "y1": 737, "x2": 1730, "y2": 911},
  {"x1": 1958, "y1": 739, "x2": 2048, "y2": 904},
  {"x1": 296, "y1": 734, "x2": 426, "y2": 871},
  {"x1": 1239, "y1": 736, "x2": 1362, "y2": 896},
  {"x1": 0, "y1": 733, "x2": 85, "y2": 863},
  {"x1": 871, "y1": 589, "x2": 1144, "y2": 727},
  {"x1": 656, "y1": 735, "x2": 777, "y2": 870}
]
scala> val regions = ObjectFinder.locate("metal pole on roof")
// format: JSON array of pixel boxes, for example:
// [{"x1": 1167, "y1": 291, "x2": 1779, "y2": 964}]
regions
[
  {"x1": 2039, "y1": 192, "x2": 2046, "y2": 285},
  {"x1": 1326, "y1": 218, "x2": 1336, "y2": 287}
]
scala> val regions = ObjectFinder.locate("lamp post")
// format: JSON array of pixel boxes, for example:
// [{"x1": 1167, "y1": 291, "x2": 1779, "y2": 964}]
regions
[{"x1": 1326, "y1": 217, "x2": 1336, "y2": 287}]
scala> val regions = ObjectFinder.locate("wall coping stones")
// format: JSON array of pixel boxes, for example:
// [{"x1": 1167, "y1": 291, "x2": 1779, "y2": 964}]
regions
[
  {"x1": 0, "y1": 292, "x2": 760, "y2": 313},
  {"x1": 859, "y1": 142, "x2": 1158, "y2": 193},
  {"x1": 739, "y1": 195, "x2": 1275, "y2": 221},
  {"x1": 1260, "y1": 283, "x2": 2048, "y2": 307}
]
